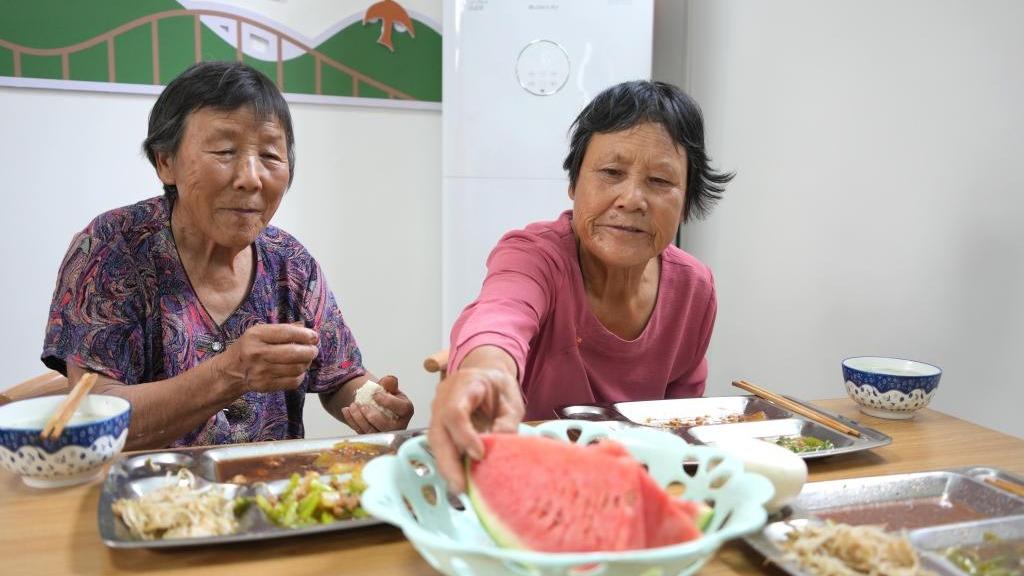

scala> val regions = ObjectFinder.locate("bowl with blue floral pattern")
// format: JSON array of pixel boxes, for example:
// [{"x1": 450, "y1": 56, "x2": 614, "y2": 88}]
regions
[
  {"x1": 0, "y1": 395, "x2": 131, "y2": 488},
  {"x1": 842, "y1": 356, "x2": 942, "y2": 420}
]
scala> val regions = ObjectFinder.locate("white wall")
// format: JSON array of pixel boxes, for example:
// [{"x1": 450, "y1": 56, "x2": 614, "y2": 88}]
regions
[
  {"x1": 679, "y1": 0, "x2": 1024, "y2": 437},
  {"x1": 0, "y1": 88, "x2": 153, "y2": 387},
  {"x1": 652, "y1": 0, "x2": 688, "y2": 88},
  {"x1": 0, "y1": 86, "x2": 441, "y2": 437}
]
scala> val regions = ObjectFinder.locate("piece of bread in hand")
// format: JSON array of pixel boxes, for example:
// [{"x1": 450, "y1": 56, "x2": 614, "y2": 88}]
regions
[{"x1": 354, "y1": 380, "x2": 397, "y2": 419}]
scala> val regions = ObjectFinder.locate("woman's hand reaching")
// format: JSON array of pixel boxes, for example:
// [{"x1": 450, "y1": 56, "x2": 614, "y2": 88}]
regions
[{"x1": 427, "y1": 347, "x2": 524, "y2": 494}]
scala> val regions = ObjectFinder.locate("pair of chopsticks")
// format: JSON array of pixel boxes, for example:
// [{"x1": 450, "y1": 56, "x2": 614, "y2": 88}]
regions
[
  {"x1": 732, "y1": 379, "x2": 862, "y2": 438},
  {"x1": 40, "y1": 373, "x2": 98, "y2": 440}
]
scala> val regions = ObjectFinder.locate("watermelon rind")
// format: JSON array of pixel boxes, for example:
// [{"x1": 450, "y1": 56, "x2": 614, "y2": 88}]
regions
[
  {"x1": 465, "y1": 458, "x2": 525, "y2": 550},
  {"x1": 694, "y1": 502, "x2": 714, "y2": 532}
]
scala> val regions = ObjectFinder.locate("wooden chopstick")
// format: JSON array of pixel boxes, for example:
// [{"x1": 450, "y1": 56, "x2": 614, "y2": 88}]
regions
[
  {"x1": 0, "y1": 370, "x2": 67, "y2": 406},
  {"x1": 984, "y1": 476, "x2": 1024, "y2": 498},
  {"x1": 40, "y1": 373, "x2": 98, "y2": 440},
  {"x1": 732, "y1": 379, "x2": 862, "y2": 438},
  {"x1": 422, "y1": 349, "x2": 450, "y2": 374}
]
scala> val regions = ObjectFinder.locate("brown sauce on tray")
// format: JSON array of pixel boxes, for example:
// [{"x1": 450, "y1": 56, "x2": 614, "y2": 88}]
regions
[
  {"x1": 217, "y1": 442, "x2": 391, "y2": 483},
  {"x1": 814, "y1": 497, "x2": 988, "y2": 530}
]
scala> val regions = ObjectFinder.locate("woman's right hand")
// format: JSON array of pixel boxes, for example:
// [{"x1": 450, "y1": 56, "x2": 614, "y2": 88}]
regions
[
  {"x1": 428, "y1": 362, "x2": 524, "y2": 494},
  {"x1": 215, "y1": 323, "x2": 319, "y2": 394}
]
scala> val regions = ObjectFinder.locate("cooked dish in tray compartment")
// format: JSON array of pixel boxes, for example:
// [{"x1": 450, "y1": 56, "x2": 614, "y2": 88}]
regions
[
  {"x1": 204, "y1": 440, "x2": 391, "y2": 483},
  {"x1": 688, "y1": 418, "x2": 855, "y2": 454},
  {"x1": 252, "y1": 470, "x2": 368, "y2": 528},
  {"x1": 816, "y1": 497, "x2": 989, "y2": 531},
  {"x1": 112, "y1": 469, "x2": 243, "y2": 540},
  {"x1": 770, "y1": 518, "x2": 937, "y2": 575},
  {"x1": 774, "y1": 436, "x2": 835, "y2": 453},
  {"x1": 911, "y1": 516, "x2": 1024, "y2": 576}
]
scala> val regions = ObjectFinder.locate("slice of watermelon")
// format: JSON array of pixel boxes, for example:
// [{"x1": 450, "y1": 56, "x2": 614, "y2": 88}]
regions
[
  {"x1": 465, "y1": 434, "x2": 707, "y2": 553},
  {"x1": 636, "y1": 471, "x2": 707, "y2": 547}
]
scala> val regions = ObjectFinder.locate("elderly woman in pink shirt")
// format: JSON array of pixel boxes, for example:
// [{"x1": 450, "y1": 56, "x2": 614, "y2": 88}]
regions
[{"x1": 429, "y1": 80, "x2": 734, "y2": 491}]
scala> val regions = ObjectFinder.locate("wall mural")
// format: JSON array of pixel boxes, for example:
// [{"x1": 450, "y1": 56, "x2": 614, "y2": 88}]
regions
[{"x1": 0, "y1": 0, "x2": 441, "y2": 109}]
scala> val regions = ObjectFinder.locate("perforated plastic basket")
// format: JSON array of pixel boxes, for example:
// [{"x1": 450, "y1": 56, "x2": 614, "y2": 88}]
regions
[{"x1": 361, "y1": 421, "x2": 773, "y2": 576}]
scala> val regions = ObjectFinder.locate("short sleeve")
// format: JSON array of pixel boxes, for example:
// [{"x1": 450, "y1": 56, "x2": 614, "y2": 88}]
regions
[
  {"x1": 449, "y1": 230, "x2": 565, "y2": 379},
  {"x1": 41, "y1": 231, "x2": 146, "y2": 384},
  {"x1": 302, "y1": 258, "x2": 364, "y2": 394}
]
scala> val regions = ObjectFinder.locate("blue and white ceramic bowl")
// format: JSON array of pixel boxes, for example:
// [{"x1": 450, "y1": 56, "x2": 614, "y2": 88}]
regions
[
  {"x1": 842, "y1": 357, "x2": 942, "y2": 420},
  {"x1": 0, "y1": 395, "x2": 131, "y2": 488}
]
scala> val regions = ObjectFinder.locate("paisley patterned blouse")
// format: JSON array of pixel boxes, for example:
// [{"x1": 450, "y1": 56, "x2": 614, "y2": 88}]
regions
[{"x1": 42, "y1": 196, "x2": 364, "y2": 447}]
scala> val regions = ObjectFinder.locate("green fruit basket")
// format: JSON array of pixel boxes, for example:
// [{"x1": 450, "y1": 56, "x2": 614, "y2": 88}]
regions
[{"x1": 361, "y1": 420, "x2": 773, "y2": 576}]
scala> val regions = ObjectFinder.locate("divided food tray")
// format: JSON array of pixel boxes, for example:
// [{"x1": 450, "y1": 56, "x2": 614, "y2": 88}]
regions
[
  {"x1": 99, "y1": 430, "x2": 420, "y2": 548},
  {"x1": 556, "y1": 395, "x2": 892, "y2": 459},
  {"x1": 744, "y1": 467, "x2": 1024, "y2": 575}
]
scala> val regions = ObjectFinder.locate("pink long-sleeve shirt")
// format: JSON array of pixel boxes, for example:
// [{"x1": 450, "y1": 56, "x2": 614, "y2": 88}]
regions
[{"x1": 449, "y1": 211, "x2": 717, "y2": 421}]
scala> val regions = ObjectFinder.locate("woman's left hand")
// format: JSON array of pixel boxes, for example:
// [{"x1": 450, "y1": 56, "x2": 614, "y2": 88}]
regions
[{"x1": 341, "y1": 375, "x2": 414, "y2": 433}]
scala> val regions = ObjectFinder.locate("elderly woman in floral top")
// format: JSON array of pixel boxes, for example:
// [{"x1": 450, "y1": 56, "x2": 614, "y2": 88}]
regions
[{"x1": 42, "y1": 61, "x2": 413, "y2": 449}]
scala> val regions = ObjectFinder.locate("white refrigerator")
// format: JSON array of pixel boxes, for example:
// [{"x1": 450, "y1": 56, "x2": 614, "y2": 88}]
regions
[{"x1": 442, "y1": 0, "x2": 655, "y2": 337}]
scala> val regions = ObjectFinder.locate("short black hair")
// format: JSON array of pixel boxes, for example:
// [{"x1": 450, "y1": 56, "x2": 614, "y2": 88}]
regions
[
  {"x1": 563, "y1": 80, "x2": 733, "y2": 222},
  {"x1": 142, "y1": 61, "x2": 295, "y2": 196}
]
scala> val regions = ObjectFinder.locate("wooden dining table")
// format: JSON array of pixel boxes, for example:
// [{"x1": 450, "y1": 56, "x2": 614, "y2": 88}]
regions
[{"x1": 3, "y1": 397, "x2": 1023, "y2": 576}]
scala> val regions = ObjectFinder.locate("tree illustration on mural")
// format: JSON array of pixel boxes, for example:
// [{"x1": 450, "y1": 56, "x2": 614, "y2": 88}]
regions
[{"x1": 363, "y1": 0, "x2": 416, "y2": 53}]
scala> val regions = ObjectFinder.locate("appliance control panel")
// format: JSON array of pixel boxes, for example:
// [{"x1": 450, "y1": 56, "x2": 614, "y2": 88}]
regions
[{"x1": 515, "y1": 40, "x2": 570, "y2": 96}]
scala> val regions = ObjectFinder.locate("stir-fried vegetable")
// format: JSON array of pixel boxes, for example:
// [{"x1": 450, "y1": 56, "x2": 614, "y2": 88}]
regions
[
  {"x1": 253, "y1": 469, "x2": 368, "y2": 528},
  {"x1": 944, "y1": 532, "x2": 1023, "y2": 576},
  {"x1": 775, "y1": 435, "x2": 835, "y2": 453}
]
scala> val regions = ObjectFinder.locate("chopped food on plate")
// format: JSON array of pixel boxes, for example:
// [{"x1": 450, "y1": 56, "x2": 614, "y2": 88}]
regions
[
  {"x1": 254, "y1": 469, "x2": 368, "y2": 528},
  {"x1": 112, "y1": 469, "x2": 238, "y2": 540},
  {"x1": 775, "y1": 435, "x2": 836, "y2": 453},
  {"x1": 944, "y1": 532, "x2": 1024, "y2": 576},
  {"x1": 779, "y1": 521, "x2": 935, "y2": 576}
]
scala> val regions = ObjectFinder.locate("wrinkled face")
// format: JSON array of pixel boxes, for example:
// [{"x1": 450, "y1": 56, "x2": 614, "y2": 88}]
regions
[
  {"x1": 156, "y1": 106, "x2": 290, "y2": 250},
  {"x1": 571, "y1": 122, "x2": 687, "y2": 269}
]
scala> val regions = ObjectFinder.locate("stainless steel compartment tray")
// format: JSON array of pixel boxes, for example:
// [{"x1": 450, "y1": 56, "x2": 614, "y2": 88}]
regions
[
  {"x1": 99, "y1": 430, "x2": 418, "y2": 549},
  {"x1": 555, "y1": 395, "x2": 891, "y2": 460},
  {"x1": 792, "y1": 471, "x2": 1024, "y2": 523},
  {"x1": 744, "y1": 468, "x2": 1024, "y2": 576}
]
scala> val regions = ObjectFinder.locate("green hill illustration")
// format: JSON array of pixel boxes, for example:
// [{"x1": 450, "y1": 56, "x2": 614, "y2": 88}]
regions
[{"x1": 0, "y1": 0, "x2": 440, "y2": 103}]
